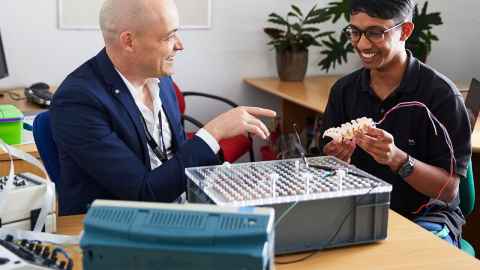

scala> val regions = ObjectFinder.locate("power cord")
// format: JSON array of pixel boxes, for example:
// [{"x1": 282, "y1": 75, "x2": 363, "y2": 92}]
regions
[{"x1": 1, "y1": 90, "x2": 26, "y2": 100}]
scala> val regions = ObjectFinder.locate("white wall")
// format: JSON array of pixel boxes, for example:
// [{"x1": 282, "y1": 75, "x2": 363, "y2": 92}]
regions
[{"x1": 0, "y1": 0, "x2": 479, "y2": 122}]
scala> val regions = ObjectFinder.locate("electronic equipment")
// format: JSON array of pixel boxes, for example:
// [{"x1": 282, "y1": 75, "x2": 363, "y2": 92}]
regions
[
  {"x1": 0, "y1": 173, "x2": 56, "y2": 232},
  {"x1": 0, "y1": 29, "x2": 8, "y2": 80},
  {"x1": 80, "y1": 200, "x2": 275, "y2": 270},
  {"x1": 24, "y1": 82, "x2": 52, "y2": 107},
  {"x1": 187, "y1": 156, "x2": 392, "y2": 254},
  {"x1": 0, "y1": 234, "x2": 73, "y2": 270},
  {"x1": 465, "y1": 78, "x2": 480, "y2": 131}
]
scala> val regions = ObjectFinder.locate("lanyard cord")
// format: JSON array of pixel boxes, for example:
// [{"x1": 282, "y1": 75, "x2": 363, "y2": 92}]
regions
[{"x1": 140, "y1": 110, "x2": 168, "y2": 162}]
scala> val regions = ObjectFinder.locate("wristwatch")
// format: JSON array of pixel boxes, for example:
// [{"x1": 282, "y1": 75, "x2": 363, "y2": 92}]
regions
[{"x1": 397, "y1": 155, "x2": 415, "y2": 178}]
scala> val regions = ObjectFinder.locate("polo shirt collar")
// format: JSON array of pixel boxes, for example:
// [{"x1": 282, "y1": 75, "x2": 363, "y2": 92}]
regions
[{"x1": 360, "y1": 50, "x2": 420, "y2": 95}]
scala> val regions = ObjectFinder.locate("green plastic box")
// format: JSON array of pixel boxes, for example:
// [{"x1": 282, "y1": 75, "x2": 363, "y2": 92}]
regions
[{"x1": 0, "y1": 104, "x2": 24, "y2": 145}]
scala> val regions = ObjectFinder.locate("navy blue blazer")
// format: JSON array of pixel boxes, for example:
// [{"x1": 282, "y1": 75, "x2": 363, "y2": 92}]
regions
[{"x1": 51, "y1": 49, "x2": 219, "y2": 215}]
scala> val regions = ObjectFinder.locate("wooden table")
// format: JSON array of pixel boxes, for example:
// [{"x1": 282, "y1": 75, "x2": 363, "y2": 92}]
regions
[
  {"x1": 57, "y1": 210, "x2": 480, "y2": 270},
  {"x1": 245, "y1": 75, "x2": 480, "y2": 257}
]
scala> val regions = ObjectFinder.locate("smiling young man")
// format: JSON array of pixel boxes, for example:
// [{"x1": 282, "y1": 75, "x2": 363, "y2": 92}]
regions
[
  {"x1": 319, "y1": 0, "x2": 471, "y2": 247},
  {"x1": 50, "y1": 0, "x2": 276, "y2": 215}
]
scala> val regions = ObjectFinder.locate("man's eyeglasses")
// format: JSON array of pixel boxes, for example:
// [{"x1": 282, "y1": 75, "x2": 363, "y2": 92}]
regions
[{"x1": 344, "y1": 22, "x2": 404, "y2": 43}]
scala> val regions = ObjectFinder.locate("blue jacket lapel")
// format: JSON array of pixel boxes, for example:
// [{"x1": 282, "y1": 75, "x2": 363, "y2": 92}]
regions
[
  {"x1": 93, "y1": 49, "x2": 151, "y2": 165},
  {"x1": 159, "y1": 78, "x2": 181, "y2": 152}
]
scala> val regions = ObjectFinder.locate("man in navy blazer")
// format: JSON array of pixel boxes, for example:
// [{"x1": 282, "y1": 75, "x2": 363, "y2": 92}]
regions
[{"x1": 51, "y1": 0, "x2": 276, "y2": 215}]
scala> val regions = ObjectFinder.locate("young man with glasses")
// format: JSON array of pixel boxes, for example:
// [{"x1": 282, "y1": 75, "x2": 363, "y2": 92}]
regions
[{"x1": 320, "y1": 0, "x2": 471, "y2": 248}]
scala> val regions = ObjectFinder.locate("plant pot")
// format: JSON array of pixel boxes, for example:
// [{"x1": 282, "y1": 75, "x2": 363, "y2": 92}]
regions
[{"x1": 276, "y1": 49, "x2": 308, "y2": 81}]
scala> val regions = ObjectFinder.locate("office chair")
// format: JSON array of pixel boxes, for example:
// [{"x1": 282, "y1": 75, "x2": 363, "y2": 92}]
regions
[
  {"x1": 32, "y1": 111, "x2": 61, "y2": 184},
  {"x1": 459, "y1": 159, "x2": 476, "y2": 256},
  {"x1": 172, "y1": 81, "x2": 254, "y2": 163}
]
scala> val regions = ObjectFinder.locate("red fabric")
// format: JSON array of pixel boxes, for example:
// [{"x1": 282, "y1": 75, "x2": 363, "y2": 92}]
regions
[
  {"x1": 172, "y1": 81, "x2": 186, "y2": 114},
  {"x1": 174, "y1": 80, "x2": 252, "y2": 162},
  {"x1": 187, "y1": 132, "x2": 250, "y2": 162},
  {"x1": 219, "y1": 135, "x2": 251, "y2": 163},
  {"x1": 260, "y1": 145, "x2": 277, "y2": 161}
]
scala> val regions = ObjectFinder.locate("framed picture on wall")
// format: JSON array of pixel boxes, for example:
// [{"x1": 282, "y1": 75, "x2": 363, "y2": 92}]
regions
[{"x1": 58, "y1": 0, "x2": 212, "y2": 30}]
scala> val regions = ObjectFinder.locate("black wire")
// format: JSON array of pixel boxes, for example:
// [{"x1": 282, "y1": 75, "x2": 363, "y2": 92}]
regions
[
  {"x1": 7, "y1": 91, "x2": 26, "y2": 100},
  {"x1": 310, "y1": 164, "x2": 372, "y2": 179},
  {"x1": 293, "y1": 123, "x2": 310, "y2": 168},
  {"x1": 275, "y1": 184, "x2": 380, "y2": 265}
]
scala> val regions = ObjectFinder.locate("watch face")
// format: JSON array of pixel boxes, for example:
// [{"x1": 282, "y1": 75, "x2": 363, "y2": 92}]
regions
[{"x1": 399, "y1": 156, "x2": 415, "y2": 178}]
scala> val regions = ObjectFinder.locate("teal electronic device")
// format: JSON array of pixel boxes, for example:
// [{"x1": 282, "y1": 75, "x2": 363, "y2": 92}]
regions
[{"x1": 80, "y1": 200, "x2": 275, "y2": 270}]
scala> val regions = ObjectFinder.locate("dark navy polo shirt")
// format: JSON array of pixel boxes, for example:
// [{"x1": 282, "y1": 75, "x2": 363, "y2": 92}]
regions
[{"x1": 320, "y1": 51, "x2": 471, "y2": 239}]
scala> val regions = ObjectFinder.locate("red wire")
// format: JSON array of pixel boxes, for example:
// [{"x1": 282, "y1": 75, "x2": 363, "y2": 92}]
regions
[{"x1": 375, "y1": 101, "x2": 456, "y2": 214}]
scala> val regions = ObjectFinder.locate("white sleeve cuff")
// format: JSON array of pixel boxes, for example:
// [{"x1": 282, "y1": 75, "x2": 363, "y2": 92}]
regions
[{"x1": 196, "y1": 128, "x2": 220, "y2": 154}]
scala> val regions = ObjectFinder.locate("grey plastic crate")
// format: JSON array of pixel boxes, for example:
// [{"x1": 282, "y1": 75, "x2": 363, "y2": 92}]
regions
[{"x1": 186, "y1": 156, "x2": 392, "y2": 254}]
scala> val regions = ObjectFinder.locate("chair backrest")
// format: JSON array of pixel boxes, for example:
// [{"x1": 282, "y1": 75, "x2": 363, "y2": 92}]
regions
[
  {"x1": 171, "y1": 79, "x2": 255, "y2": 162},
  {"x1": 459, "y1": 159, "x2": 475, "y2": 216},
  {"x1": 465, "y1": 78, "x2": 480, "y2": 130},
  {"x1": 32, "y1": 111, "x2": 61, "y2": 184}
]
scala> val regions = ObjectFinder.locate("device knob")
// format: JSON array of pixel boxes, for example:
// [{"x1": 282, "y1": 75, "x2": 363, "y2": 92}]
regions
[
  {"x1": 0, "y1": 257, "x2": 10, "y2": 265},
  {"x1": 34, "y1": 245, "x2": 43, "y2": 255},
  {"x1": 42, "y1": 247, "x2": 50, "y2": 258}
]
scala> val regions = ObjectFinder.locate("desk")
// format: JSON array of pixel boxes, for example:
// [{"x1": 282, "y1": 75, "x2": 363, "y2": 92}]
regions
[
  {"x1": 57, "y1": 210, "x2": 480, "y2": 270},
  {"x1": 0, "y1": 88, "x2": 47, "y2": 177},
  {"x1": 245, "y1": 75, "x2": 480, "y2": 257}
]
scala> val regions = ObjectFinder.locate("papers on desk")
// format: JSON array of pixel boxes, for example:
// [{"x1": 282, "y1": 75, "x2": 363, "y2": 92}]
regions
[{"x1": 21, "y1": 114, "x2": 35, "y2": 145}]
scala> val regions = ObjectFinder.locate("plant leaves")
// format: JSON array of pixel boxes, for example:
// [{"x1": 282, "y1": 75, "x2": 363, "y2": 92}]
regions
[
  {"x1": 407, "y1": 2, "x2": 443, "y2": 58},
  {"x1": 325, "y1": 0, "x2": 350, "y2": 23},
  {"x1": 264, "y1": 28, "x2": 285, "y2": 39},
  {"x1": 302, "y1": 27, "x2": 321, "y2": 32},
  {"x1": 268, "y1": 13, "x2": 289, "y2": 25},
  {"x1": 318, "y1": 34, "x2": 353, "y2": 72},
  {"x1": 291, "y1": 5, "x2": 303, "y2": 17},
  {"x1": 268, "y1": 18, "x2": 289, "y2": 26},
  {"x1": 314, "y1": 31, "x2": 335, "y2": 38}
]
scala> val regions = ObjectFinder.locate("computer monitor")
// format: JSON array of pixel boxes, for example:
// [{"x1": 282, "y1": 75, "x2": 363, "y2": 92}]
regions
[
  {"x1": 464, "y1": 78, "x2": 480, "y2": 132},
  {"x1": 0, "y1": 29, "x2": 8, "y2": 79}
]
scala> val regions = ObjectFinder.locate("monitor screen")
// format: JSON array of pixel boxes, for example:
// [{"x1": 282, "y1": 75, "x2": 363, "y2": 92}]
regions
[
  {"x1": 464, "y1": 78, "x2": 480, "y2": 132},
  {"x1": 0, "y1": 30, "x2": 8, "y2": 79}
]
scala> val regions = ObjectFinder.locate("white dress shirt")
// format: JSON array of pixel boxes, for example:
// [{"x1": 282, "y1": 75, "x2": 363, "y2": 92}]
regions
[{"x1": 116, "y1": 70, "x2": 220, "y2": 170}]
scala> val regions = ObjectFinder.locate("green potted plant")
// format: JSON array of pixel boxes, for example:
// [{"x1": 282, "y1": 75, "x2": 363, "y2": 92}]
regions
[
  {"x1": 406, "y1": 2, "x2": 443, "y2": 62},
  {"x1": 264, "y1": 4, "x2": 333, "y2": 81},
  {"x1": 317, "y1": 0, "x2": 443, "y2": 72}
]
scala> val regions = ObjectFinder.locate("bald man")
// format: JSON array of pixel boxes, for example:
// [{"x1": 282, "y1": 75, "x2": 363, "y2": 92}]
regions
[{"x1": 50, "y1": 0, "x2": 276, "y2": 215}]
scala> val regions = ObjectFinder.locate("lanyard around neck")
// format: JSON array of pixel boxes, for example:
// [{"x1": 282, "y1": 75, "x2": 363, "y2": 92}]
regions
[{"x1": 140, "y1": 110, "x2": 168, "y2": 162}]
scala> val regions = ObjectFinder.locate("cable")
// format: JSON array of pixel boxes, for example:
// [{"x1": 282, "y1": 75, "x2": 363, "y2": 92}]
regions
[
  {"x1": 375, "y1": 101, "x2": 456, "y2": 215},
  {"x1": 275, "y1": 184, "x2": 379, "y2": 265},
  {"x1": 274, "y1": 200, "x2": 299, "y2": 228},
  {"x1": 6, "y1": 90, "x2": 26, "y2": 101},
  {"x1": 293, "y1": 123, "x2": 310, "y2": 168}
]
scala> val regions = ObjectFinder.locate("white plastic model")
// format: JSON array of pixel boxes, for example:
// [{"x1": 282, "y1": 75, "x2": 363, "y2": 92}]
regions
[{"x1": 322, "y1": 117, "x2": 374, "y2": 143}]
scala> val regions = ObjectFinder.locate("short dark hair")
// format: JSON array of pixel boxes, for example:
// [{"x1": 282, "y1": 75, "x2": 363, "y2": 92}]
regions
[{"x1": 350, "y1": 0, "x2": 415, "y2": 22}]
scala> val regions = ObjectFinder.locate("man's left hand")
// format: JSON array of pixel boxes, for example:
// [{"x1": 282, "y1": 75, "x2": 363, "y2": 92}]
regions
[{"x1": 355, "y1": 126, "x2": 407, "y2": 172}]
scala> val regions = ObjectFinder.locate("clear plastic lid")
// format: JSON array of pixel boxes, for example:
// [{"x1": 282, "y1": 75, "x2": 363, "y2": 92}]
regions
[{"x1": 186, "y1": 156, "x2": 392, "y2": 206}]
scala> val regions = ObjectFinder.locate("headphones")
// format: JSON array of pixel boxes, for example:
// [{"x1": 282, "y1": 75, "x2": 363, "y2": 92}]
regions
[{"x1": 24, "y1": 82, "x2": 52, "y2": 107}]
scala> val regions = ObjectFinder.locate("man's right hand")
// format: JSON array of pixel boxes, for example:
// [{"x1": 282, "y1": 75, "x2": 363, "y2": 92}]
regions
[
  {"x1": 323, "y1": 140, "x2": 356, "y2": 163},
  {"x1": 204, "y1": 106, "x2": 277, "y2": 141}
]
